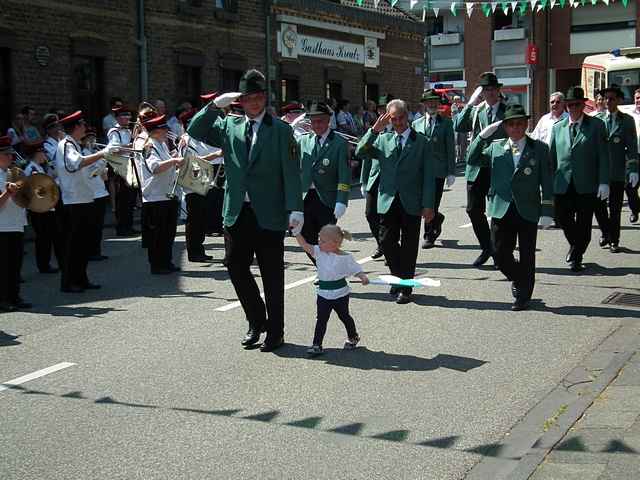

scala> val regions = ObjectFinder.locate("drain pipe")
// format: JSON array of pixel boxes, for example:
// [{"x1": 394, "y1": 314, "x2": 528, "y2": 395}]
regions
[
  {"x1": 265, "y1": 0, "x2": 273, "y2": 106},
  {"x1": 137, "y1": 0, "x2": 149, "y2": 100}
]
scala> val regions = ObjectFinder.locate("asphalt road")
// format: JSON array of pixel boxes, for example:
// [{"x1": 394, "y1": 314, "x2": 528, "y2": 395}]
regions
[{"x1": 1, "y1": 175, "x2": 639, "y2": 480}]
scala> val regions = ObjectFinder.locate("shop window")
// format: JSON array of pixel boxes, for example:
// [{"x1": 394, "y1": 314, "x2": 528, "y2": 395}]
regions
[
  {"x1": 429, "y1": 71, "x2": 464, "y2": 83},
  {"x1": 281, "y1": 78, "x2": 300, "y2": 104},
  {"x1": 326, "y1": 82, "x2": 342, "y2": 102},
  {"x1": 177, "y1": 65, "x2": 202, "y2": 105},
  {"x1": 0, "y1": 48, "x2": 11, "y2": 133},
  {"x1": 72, "y1": 56, "x2": 105, "y2": 129}
]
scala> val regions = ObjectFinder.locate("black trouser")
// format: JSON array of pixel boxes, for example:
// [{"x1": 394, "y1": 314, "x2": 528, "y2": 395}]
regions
[
  {"x1": 625, "y1": 181, "x2": 639, "y2": 215},
  {"x1": 302, "y1": 189, "x2": 336, "y2": 246},
  {"x1": 313, "y1": 294, "x2": 357, "y2": 346},
  {"x1": 0, "y1": 232, "x2": 24, "y2": 304},
  {"x1": 89, "y1": 196, "x2": 109, "y2": 257},
  {"x1": 205, "y1": 186, "x2": 224, "y2": 234},
  {"x1": 423, "y1": 177, "x2": 446, "y2": 240},
  {"x1": 466, "y1": 167, "x2": 492, "y2": 252},
  {"x1": 224, "y1": 204, "x2": 285, "y2": 341},
  {"x1": 594, "y1": 181, "x2": 625, "y2": 245},
  {"x1": 61, "y1": 203, "x2": 93, "y2": 289},
  {"x1": 29, "y1": 211, "x2": 64, "y2": 272},
  {"x1": 185, "y1": 192, "x2": 207, "y2": 258},
  {"x1": 115, "y1": 177, "x2": 136, "y2": 233},
  {"x1": 555, "y1": 182, "x2": 596, "y2": 261},
  {"x1": 379, "y1": 196, "x2": 421, "y2": 294},
  {"x1": 143, "y1": 200, "x2": 179, "y2": 271},
  {"x1": 365, "y1": 179, "x2": 382, "y2": 248},
  {"x1": 491, "y1": 205, "x2": 537, "y2": 301}
]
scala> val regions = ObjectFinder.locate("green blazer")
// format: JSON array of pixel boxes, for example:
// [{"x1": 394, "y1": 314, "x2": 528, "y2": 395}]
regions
[
  {"x1": 550, "y1": 115, "x2": 609, "y2": 195},
  {"x1": 453, "y1": 101, "x2": 507, "y2": 181},
  {"x1": 186, "y1": 106, "x2": 303, "y2": 231},
  {"x1": 355, "y1": 128, "x2": 435, "y2": 216},
  {"x1": 412, "y1": 114, "x2": 455, "y2": 179},
  {"x1": 467, "y1": 136, "x2": 553, "y2": 223},
  {"x1": 595, "y1": 111, "x2": 639, "y2": 182},
  {"x1": 297, "y1": 130, "x2": 351, "y2": 208},
  {"x1": 358, "y1": 154, "x2": 380, "y2": 192}
]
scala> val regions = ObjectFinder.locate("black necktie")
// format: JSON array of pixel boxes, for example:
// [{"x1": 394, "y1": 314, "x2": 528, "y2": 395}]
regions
[
  {"x1": 245, "y1": 120, "x2": 255, "y2": 154},
  {"x1": 487, "y1": 108, "x2": 493, "y2": 125},
  {"x1": 428, "y1": 117, "x2": 434, "y2": 135},
  {"x1": 396, "y1": 135, "x2": 403, "y2": 155},
  {"x1": 571, "y1": 123, "x2": 578, "y2": 142}
]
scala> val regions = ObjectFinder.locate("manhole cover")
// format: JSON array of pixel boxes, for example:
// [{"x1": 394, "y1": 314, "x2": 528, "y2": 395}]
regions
[{"x1": 602, "y1": 292, "x2": 640, "y2": 308}]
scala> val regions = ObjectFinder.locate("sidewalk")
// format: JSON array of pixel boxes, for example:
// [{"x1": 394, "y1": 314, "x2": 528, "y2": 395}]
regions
[{"x1": 530, "y1": 352, "x2": 640, "y2": 480}]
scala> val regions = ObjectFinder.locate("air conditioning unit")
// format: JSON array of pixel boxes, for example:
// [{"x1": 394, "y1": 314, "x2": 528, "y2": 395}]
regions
[
  {"x1": 494, "y1": 28, "x2": 526, "y2": 41},
  {"x1": 431, "y1": 33, "x2": 462, "y2": 46}
]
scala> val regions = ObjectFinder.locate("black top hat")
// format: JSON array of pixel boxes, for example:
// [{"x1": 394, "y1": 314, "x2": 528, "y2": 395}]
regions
[
  {"x1": 599, "y1": 84, "x2": 624, "y2": 99},
  {"x1": 502, "y1": 104, "x2": 530, "y2": 122},
  {"x1": 238, "y1": 69, "x2": 266, "y2": 96},
  {"x1": 421, "y1": 89, "x2": 441, "y2": 102},
  {"x1": 565, "y1": 86, "x2": 586, "y2": 102},
  {"x1": 308, "y1": 103, "x2": 333, "y2": 116},
  {"x1": 478, "y1": 72, "x2": 502, "y2": 88}
]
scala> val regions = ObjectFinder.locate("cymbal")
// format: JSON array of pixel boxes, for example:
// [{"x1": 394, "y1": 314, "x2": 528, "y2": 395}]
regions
[{"x1": 13, "y1": 173, "x2": 59, "y2": 213}]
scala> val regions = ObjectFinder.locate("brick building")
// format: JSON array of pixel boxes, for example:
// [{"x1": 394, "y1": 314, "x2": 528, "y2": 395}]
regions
[
  {"x1": 0, "y1": 0, "x2": 426, "y2": 133},
  {"x1": 424, "y1": 1, "x2": 640, "y2": 123}
]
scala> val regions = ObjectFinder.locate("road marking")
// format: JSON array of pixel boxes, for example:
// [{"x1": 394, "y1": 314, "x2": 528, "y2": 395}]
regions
[
  {"x1": 215, "y1": 256, "x2": 374, "y2": 312},
  {"x1": 0, "y1": 362, "x2": 76, "y2": 394},
  {"x1": 459, "y1": 215, "x2": 491, "y2": 228}
]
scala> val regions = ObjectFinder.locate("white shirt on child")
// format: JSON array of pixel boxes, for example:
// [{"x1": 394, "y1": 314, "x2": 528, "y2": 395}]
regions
[{"x1": 313, "y1": 245, "x2": 363, "y2": 300}]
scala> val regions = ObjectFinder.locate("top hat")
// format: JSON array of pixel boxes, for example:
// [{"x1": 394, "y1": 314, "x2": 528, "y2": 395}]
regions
[
  {"x1": 0, "y1": 135, "x2": 16, "y2": 154},
  {"x1": 599, "y1": 84, "x2": 624, "y2": 99},
  {"x1": 478, "y1": 72, "x2": 502, "y2": 88},
  {"x1": 565, "y1": 86, "x2": 586, "y2": 102},
  {"x1": 502, "y1": 104, "x2": 530, "y2": 122},
  {"x1": 307, "y1": 103, "x2": 333, "y2": 117},
  {"x1": 238, "y1": 69, "x2": 266, "y2": 96},
  {"x1": 421, "y1": 89, "x2": 441, "y2": 102},
  {"x1": 142, "y1": 114, "x2": 169, "y2": 131}
]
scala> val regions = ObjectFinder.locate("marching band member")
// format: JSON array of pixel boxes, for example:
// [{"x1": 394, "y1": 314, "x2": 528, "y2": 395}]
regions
[
  {"x1": 108, "y1": 105, "x2": 138, "y2": 237},
  {"x1": 356, "y1": 99, "x2": 435, "y2": 305},
  {"x1": 81, "y1": 128, "x2": 110, "y2": 261},
  {"x1": 550, "y1": 86, "x2": 609, "y2": 272},
  {"x1": 139, "y1": 114, "x2": 183, "y2": 274},
  {"x1": 413, "y1": 89, "x2": 456, "y2": 249},
  {"x1": 0, "y1": 136, "x2": 30, "y2": 311},
  {"x1": 187, "y1": 69, "x2": 303, "y2": 352},
  {"x1": 56, "y1": 111, "x2": 116, "y2": 293},
  {"x1": 467, "y1": 104, "x2": 553, "y2": 311},
  {"x1": 23, "y1": 141, "x2": 63, "y2": 273},
  {"x1": 297, "y1": 102, "x2": 351, "y2": 256},
  {"x1": 454, "y1": 72, "x2": 508, "y2": 267},
  {"x1": 593, "y1": 85, "x2": 639, "y2": 252}
]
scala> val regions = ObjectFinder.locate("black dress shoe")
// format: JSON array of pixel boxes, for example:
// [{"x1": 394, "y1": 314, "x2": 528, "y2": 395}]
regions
[
  {"x1": 610, "y1": 243, "x2": 620, "y2": 253},
  {"x1": 88, "y1": 255, "x2": 109, "y2": 262},
  {"x1": 565, "y1": 246, "x2": 575, "y2": 263},
  {"x1": 570, "y1": 261, "x2": 585, "y2": 272},
  {"x1": 511, "y1": 282, "x2": 519, "y2": 299},
  {"x1": 396, "y1": 292, "x2": 412, "y2": 304},
  {"x1": 168, "y1": 264, "x2": 181, "y2": 272},
  {"x1": 371, "y1": 249, "x2": 384, "y2": 259},
  {"x1": 599, "y1": 236, "x2": 610, "y2": 248},
  {"x1": 630, "y1": 212, "x2": 639, "y2": 224},
  {"x1": 433, "y1": 213, "x2": 445, "y2": 239},
  {"x1": 83, "y1": 283, "x2": 101, "y2": 290},
  {"x1": 188, "y1": 254, "x2": 213, "y2": 263},
  {"x1": 389, "y1": 286, "x2": 399, "y2": 296},
  {"x1": 421, "y1": 238, "x2": 435, "y2": 249},
  {"x1": 39, "y1": 267, "x2": 60, "y2": 274},
  {"x1": 241, "y1": 328, "x2": 262, "y2": 346},
  {"x1": 61, "y1": 285, "x2": 85, "y2": 293},
  {"x1": 511, "y1": 299, "x2": 529, "y2": 311},
  {"x1": 260, "y1": 337, "x2": 284, "y2": 352},
  {"x1": 473, "y1": 249, "x2": 493, "y2": 267}
]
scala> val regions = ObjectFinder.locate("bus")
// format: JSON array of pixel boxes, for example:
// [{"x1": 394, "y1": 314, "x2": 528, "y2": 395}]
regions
[{"x1": 581, "y1": 47, "x2": 640, "y2": 114}]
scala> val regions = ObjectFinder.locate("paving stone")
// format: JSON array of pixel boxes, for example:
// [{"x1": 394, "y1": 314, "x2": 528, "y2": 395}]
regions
[
  {"x1": 530, "y1": 462, "x2": 607, "y2": 480},
  {"x1": 545, "y1": 450, "x2": 612, "y2": 465},
  {"x1": 614, "y1": 364, "x2": 640, "y2": 386},
  {"x1": 594, "y1": 386, "x2": 640, "y2": 411},
  {"x1": 578, "y1": 409, "x2": 638, "y2": 430},
  {"x1": 596, "y1": 456, "x2": 640, "y2": 479},
  {"x1": 556, "y1": 428, "x2": 628, "y2": 452}
]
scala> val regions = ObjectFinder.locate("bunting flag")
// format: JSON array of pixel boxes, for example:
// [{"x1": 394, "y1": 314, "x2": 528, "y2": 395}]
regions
[
  {"x1": 602, "y1": 0, "x2": 609, "y2": 5},
  {"x1": 621, "y1": 0, "x2": 628, "y2": 6},
  {"x1": 536, "y1": 4, "x2": 544, "y2": 11},
  {"x1": 451, "y1": 2, "x2": 457, "y2": 15},
  {"x1": 355, "y1": 0, "x2": 363, "y2": 5},
  {"x1": 550, "y1": 0, "x2": 556, "y2": 7},
  {"x1": 482, "y1": 3, "x2": 493, "y2": 16},
  {"x1": 466, "y1": 2, "x2": 474, "y2": 17},
  {"x1": 433, "y1": 6, "x2": 440, "y2": 16},
  {"x1": 390, "y1": 0, "x2": 399, "y2": 6},
  {"x1": 410, "y1": 0, "x2": 419, "y2": 9},
  {"x1": 530, "y1": 0, "x2": 538, "y2": 10},
  {"x1": 539, "y1": 0, "x2": 548, "y2": 7},
  {"x1": 373, "y1": 0, "x2": 380, "y2": 8},
  {"x1": 422, "y1": 8, "x2": 426, "y2": 20},
  {"x1": 491, "y1": 2, "x2": 498, "y2": 12},
  {"x1": 518, "y1": 1, "x2": 528, "y2": 15},
  {"x1": 510, "y1": 1, "x2": 518, "y2": 11},
  {"x1": 559, "y1": 0, "x2": 566, "y2": 7}
]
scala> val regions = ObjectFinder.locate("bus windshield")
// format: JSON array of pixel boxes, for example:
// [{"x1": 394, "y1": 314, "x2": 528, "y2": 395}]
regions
[{"x1": 608, "y1": 69, "x2": 640, "y2": 104}]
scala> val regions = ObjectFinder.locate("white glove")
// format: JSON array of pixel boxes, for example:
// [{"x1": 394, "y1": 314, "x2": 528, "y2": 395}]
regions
[
  {"x1": 289, "y1": 211, "x2": 304, "y2": 236},
  {"x1": 538, "y1": 216, "x2": 553, "y2": 229},
  {"x1": 360, "y1": 185, "x2": 366, "y2": 197},
  {"x1": 597, "y1": 184, "x2": 610, "y2": 200},
  {"x1": 214, "y1": 92, "x2": 242, "y2": 108},
  {"x1": 333, "y1": 202, "x2": 347, "y2": 220},
  {"x1": 102, "y1": 145, "x2": 119, "y2": 156},
  {"x1": 446, "y1": 175, "x2": 456, "y2": 188},
  {"x1": 468, "y1": 86, "x2": 483, "y2": 107},
  {"x1": 629, "y1": 172, "x2": 639, "y2": 188},
  {"x1": 479, "y1": 120, "x2": 503, "y2": 140}
]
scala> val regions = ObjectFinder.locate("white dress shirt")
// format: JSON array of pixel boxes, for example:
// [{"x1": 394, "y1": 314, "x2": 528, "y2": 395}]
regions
[
  {"x1": 531, "y1": 111, "x2": 569, "y2": 145},
  {"x1": 313, "y1": 246, "x2": 363, "y2": 300},
  {"x1": 395, "y1": 127, "x2": 411, "y2": 148},
  {"x1": 0, "y1": 168, "x2": 27, "y2": 232},
  {"x1": 56, "y1": 136, "x2": 95, "y2": 205},
  {"x1": 140, "y1": 138, "x2": 177, "y2": 203},
  {"x1": 102, "y1": 114, "x2": 118, "y2": 136},
  {"x1": 107, "y1": 126, "x2": 132, "y2": 146},
  {"x1": 82, "y1": 148, "x2": 109, "y2": 199}
]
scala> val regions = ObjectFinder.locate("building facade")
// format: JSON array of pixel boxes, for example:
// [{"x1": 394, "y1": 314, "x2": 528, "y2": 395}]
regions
[{"x1": 1, "y1": 0, "x2": 426, "y2": 133}]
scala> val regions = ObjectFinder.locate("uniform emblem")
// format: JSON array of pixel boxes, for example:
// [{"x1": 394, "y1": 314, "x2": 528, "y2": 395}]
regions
[
  {"x1": 524, "y1": 167, "x2": 532, "y2": 175},
  {"x1": 322, "y1": 158, "x2": 330, "y2": 166},
  {"x1": 613, "y1": 137, "x2": 621, "y2": 144}
]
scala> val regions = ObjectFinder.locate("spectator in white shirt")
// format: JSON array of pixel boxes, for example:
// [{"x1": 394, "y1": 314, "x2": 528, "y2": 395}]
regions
[
  {"x1": 530, "y1": 92, "x2": 569, "y2": 145},
  {"x1": 102, "y1": 97, "x2": 123, "y2": 138}
]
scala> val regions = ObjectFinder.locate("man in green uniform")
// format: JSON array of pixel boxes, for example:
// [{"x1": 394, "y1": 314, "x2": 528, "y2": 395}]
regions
[
  {"x1": 187, "y1": 69, "x2": 303, "y2": 352},
  {"x1": 467, "y1": 104, "x2": 553, "y2": 311},
  {"x1": 593, "y1": 84, "x2": 639, "y2": 252},
  {"x1": 550, "y1": 86, "x2": 609, "y2": 272},
  {"x1": 356, "y1": 99, "x2": 435, "y2": 304},
  {"x1": 413, "y1": 89, "x2": 456, "y2": 249},
  {"x1": 297, "y1": 103, "x2": 351, "y2": 253}
]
